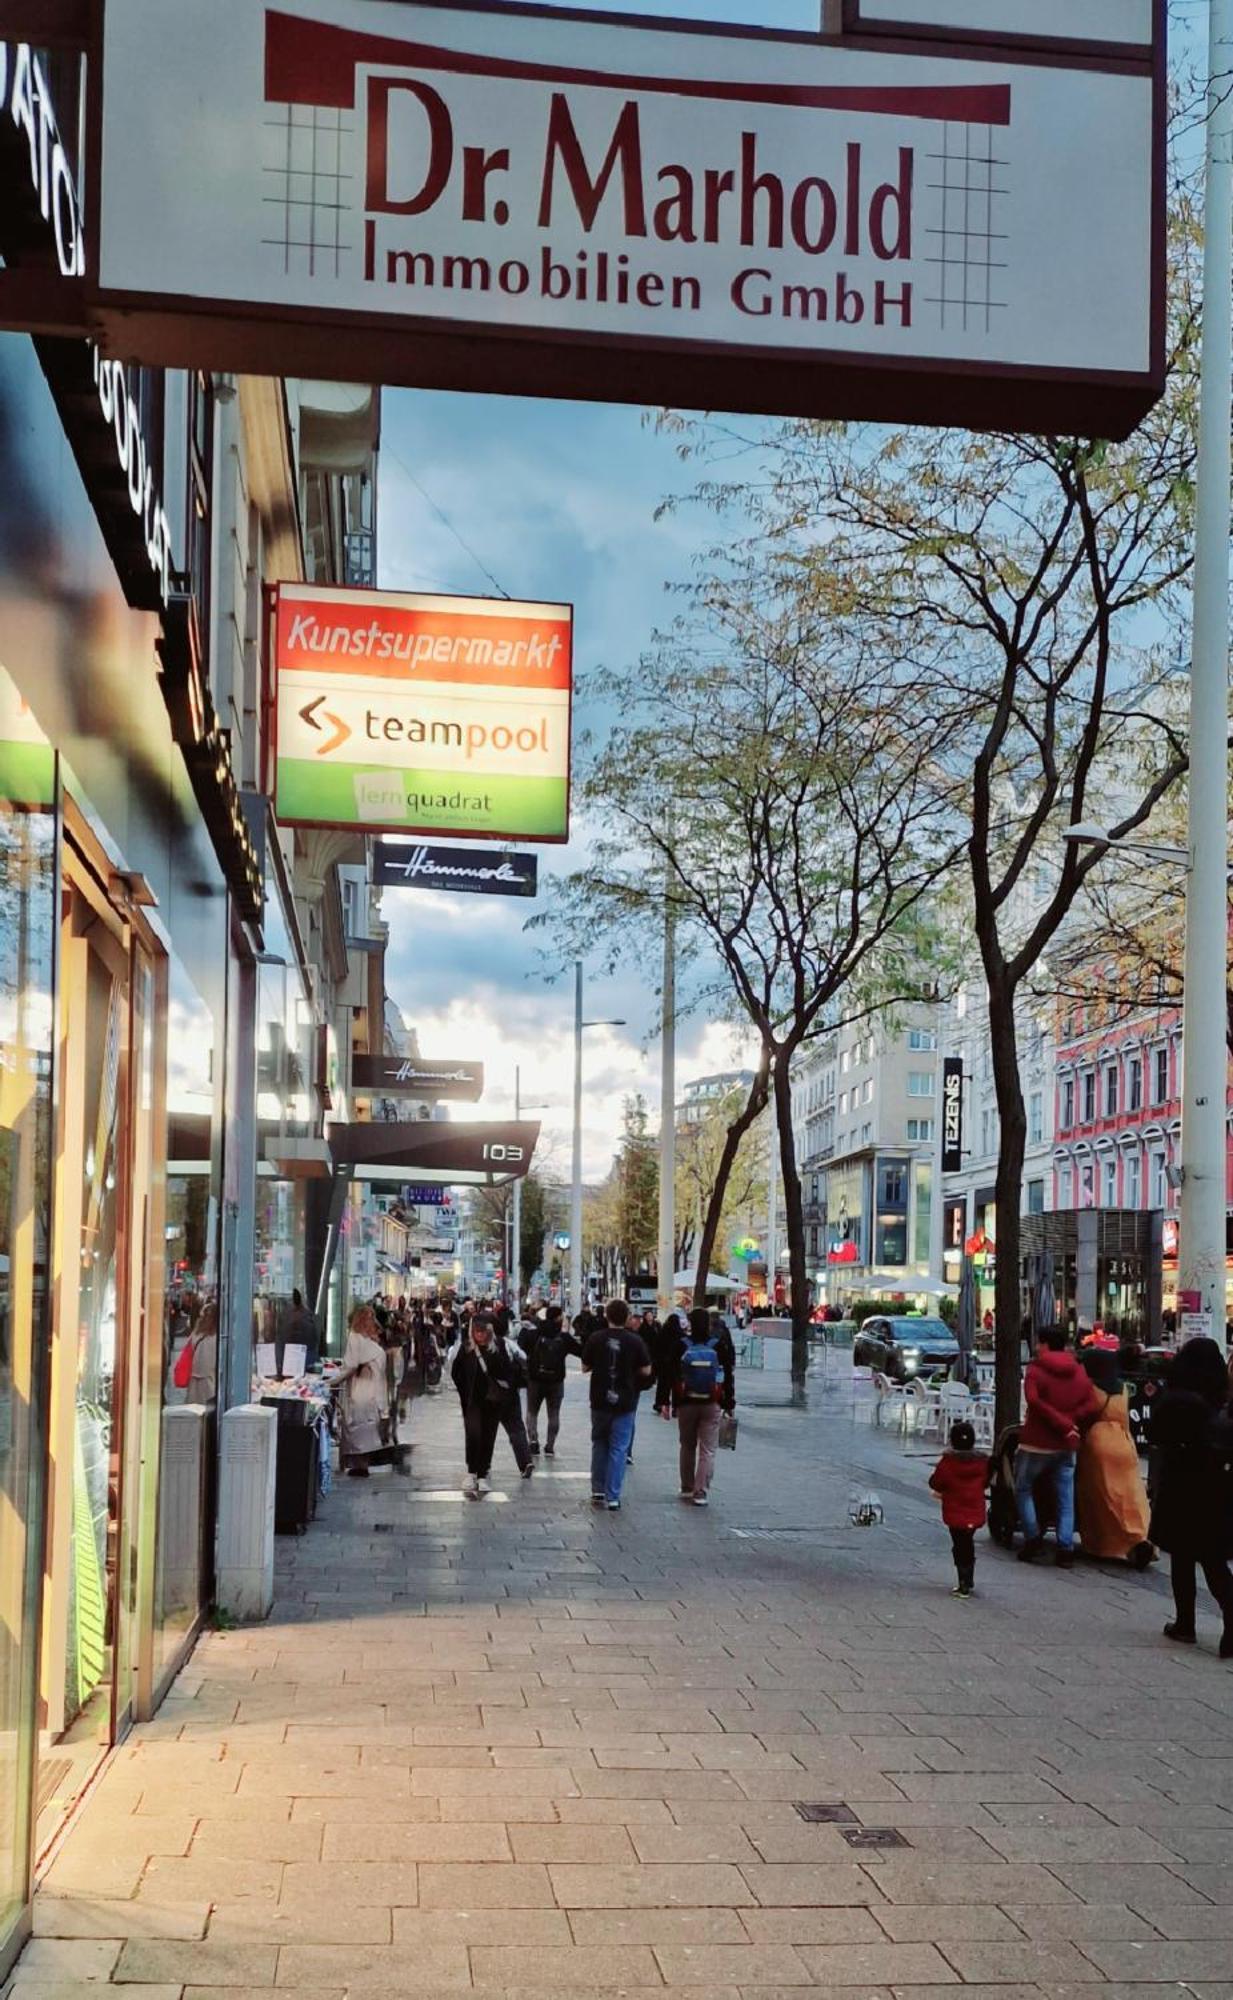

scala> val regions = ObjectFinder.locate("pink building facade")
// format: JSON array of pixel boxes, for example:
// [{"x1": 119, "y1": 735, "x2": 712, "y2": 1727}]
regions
[{"x1": 1052, "y1": 999, "x2": 1233, "y2": 1320}]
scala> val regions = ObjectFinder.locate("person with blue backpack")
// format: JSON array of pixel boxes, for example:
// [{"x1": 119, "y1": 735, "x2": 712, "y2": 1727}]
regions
[{"x1": 655, "y1": 1306, "x2": 736, "y2": 1507}]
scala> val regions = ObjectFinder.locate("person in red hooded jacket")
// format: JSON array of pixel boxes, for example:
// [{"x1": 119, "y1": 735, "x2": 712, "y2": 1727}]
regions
[
  {"x1": 929, "y1": 1420, "x2": 991, "y2": 1597},
  {"x1": 1015, "y1": 1325, "x2": 1099, "y2": 1568}
]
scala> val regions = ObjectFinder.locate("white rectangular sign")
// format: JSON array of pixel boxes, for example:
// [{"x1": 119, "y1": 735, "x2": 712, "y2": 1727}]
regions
[
  {"x1": 95, "y1": 0, "x2": 1161, "y2": 434},
  {"x1": 849, "y1": 1, "x2": 1154, "y2": 46}
]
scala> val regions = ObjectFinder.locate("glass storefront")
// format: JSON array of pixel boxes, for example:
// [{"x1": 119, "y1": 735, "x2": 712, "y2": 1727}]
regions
[
  {"x1": 153, "y1": 956, "x2": 219, "y2": 1689},
  {"x1": 0, "y1": 670, "x2": 56, "y2": 1973},
  {"x1": 253, "y1": 889, "x2": 313, "y2": 1354}
]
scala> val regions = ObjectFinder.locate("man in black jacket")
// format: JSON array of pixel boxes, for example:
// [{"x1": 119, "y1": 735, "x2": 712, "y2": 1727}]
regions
[
  {"x1": 655, "y1": 1307, "x2": 737, "y2": 1507},
  {"x1": 519, "y1": 1305, "x2": 580, "y2": 1457}
]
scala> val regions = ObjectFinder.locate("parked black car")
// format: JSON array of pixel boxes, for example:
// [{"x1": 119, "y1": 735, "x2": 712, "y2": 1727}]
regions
[{"x1": 853, "y1": 1315, "x2": 960, "y2": 1383}]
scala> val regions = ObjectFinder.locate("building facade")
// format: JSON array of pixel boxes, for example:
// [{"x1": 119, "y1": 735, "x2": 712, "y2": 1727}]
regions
[{"x1": 0, "y1": 37, "x2": 380, "y2": 1973}]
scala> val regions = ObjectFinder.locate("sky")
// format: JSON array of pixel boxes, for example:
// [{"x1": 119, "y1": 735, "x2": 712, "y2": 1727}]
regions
[{"x1": 374, "y1": 1, "x2": 811, "y2": 1181}]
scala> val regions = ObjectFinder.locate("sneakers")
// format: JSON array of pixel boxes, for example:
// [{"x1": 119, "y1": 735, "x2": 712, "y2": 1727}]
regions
[
  {"x1": 679, "y1": 1490, "x2": 694, "y2": 1502},
  {"x1": 521, "y1": 1463, "x2": 534, "y2": 1479},
  {"x1": 1017, "y1": 1537, "x2": 1045, "y2": 1564},
  {"x1": 951, "y1": 1582, "x2": 973, "y2": 1598},
  {"x1": 607, "y1": 1500, "x2": 621, "y2": 1511},
  {"x1": 462, "y1": 1474, "x2": 479, "y2": 1500},
  {"x1": 591, "y1": 1493, "x2": 606, "y2": 1508},
  {"x1": 1055, "y1": 1546, "x2": 1075, "y2": 1569},
  {"x1": 544, "y1": 1447, "x2": 555, "y2": 1458},
  {"x1": 1163, "y1": 1621, "x2": 1197, "y2": 1645},
  {"x1": 692, "y1": 1493, "x2": 709, "y2": 1507},
  {"x1": 529, "y1": 1442, "x2": 541, "y2": 1456},
  {"x1": 477, "y1": 1478, "x2": 489, "y2": 1496}
]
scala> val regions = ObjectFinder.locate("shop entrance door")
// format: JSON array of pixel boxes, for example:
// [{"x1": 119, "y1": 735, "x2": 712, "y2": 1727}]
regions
[{"x1": 37, "y1": 836, "x2": 161, "y2": 1849}]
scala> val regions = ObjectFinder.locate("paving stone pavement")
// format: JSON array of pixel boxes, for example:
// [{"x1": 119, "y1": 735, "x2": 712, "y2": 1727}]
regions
[{"x1": 8, "y1": 1360, "x2": 1233, "y2": 2000}]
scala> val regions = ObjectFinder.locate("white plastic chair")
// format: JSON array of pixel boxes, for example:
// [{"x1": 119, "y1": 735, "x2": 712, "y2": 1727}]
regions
[{"x1": 872, "y1": 1371, "x2": 907, "y2": 1430}]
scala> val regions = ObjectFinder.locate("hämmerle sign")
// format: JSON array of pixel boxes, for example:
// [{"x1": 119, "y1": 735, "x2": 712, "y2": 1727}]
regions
[{"x1": 86, "y1": 0, "x2": 1163, "y2": 436}]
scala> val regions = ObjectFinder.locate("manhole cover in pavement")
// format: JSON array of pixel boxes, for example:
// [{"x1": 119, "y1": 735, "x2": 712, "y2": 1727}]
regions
[
  {"x1": 840, "y1": 1825, "x2": 911, "y2": 1850},
  {"x1": 793, "y1": 1802, "x2": 857, "y2": 1824}
]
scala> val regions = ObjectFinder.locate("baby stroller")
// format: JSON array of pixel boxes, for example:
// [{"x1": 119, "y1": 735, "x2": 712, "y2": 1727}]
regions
[{"x1": 987, "y1": 1422, "x2": 1057, "y2": 1548}]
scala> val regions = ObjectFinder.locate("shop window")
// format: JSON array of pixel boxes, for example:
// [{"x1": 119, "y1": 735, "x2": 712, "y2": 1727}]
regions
[
  {"x1": 912, "y1": 1161, "x2": 932, "y2": 1264},
  {"x1": 1104, "y1": 1066, "x2": 1118, "y2": 1118},
  {"x1": 879, "y1": 1161, "x2": 907, "y2": 1207},
  {"x1": 0, "y1": 677, "x2": 57, "y2": 1957}
]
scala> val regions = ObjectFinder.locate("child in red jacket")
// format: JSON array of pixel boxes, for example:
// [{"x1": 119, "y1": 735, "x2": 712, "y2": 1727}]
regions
[{"x1": 929, "y1": 1420, "x2": 991, "y2": 1597}]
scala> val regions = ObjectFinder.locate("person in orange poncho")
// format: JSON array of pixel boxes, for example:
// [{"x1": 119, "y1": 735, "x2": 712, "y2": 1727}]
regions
[{"x1": 1076, "y1": 1346, "x2": 1154, "y2": 1567}]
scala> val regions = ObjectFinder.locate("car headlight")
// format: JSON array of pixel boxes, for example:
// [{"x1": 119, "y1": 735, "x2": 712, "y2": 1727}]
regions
[{"x1": 901, "y1": 1348, "x2": 919, "y2": 1372}]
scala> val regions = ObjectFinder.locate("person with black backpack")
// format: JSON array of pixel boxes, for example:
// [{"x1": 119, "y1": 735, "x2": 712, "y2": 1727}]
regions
[
  {"x1": 581, "y1": 1299, "x2": 652, "y2": 1511},
  {"x1": 451, "y1": 1311, "x2": 534, "y2": 1498},
  {"x1": 655, "y1": 1306, "x2": 736, "y2": 1507},
  {"x1": 520, "y1": 1305, "x2": 579, "y2": 1457}
]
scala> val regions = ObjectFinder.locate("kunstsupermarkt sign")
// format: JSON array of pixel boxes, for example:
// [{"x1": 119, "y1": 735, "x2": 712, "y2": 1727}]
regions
[
  {"x1": 273, "y1": 582, "x2": 572, "y2": 841},
  {"x1": 72, "y1": 0, "x2": 1164, "y2": 437}
]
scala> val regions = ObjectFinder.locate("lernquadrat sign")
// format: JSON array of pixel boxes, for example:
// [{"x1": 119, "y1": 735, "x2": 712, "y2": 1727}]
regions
[
  {"x1": 273, "y1": 583, "x2": 572, "y2": 840},
  {"x1": 89, "y1": 0, "x2": 1163, "y2": 437}
]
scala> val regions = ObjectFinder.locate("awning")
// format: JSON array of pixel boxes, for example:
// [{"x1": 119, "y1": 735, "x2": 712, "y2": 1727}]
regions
[{"x1": 325, "y1": 1118, "x2": 540, "y2": 1186}]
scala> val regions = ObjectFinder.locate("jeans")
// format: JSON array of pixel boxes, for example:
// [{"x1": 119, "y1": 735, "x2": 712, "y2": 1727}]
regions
[
  {"x1": 464, "y1": 1398, "x2": 532, "y2": 1478},
  {"x1": 1015, "y1": 1448, "x2": 1076, "y2": 1549},
  {"x1": 678, "y1": 1402, "x2": 722, "y2": 1496},
  {"x1": 527, "y1": 1379, "x2": 565, "y2": 1450},
  {"x1": 590, "y1": 1407, "x2": 637, "y2": 1504},
  {"x1": 949, "y1": 1525, "x2": 976, "y2": 1588}
]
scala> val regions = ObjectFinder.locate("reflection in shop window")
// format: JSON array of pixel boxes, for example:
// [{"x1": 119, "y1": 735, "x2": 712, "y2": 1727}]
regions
[{"x1": 0, "y1": 668, "x2": 56, "y2": 1954}]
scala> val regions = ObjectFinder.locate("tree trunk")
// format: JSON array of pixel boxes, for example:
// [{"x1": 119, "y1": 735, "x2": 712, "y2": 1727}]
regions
[
  {"x1": 692, "y1": 1054, "x2": 770, "y2": 1309},
  {"x1": 987, "y1": 975, "x2": 1028, "y2": 1436},
  {"x1": 772, "y1": 1051, "x2": 810, "y2": 1385}
]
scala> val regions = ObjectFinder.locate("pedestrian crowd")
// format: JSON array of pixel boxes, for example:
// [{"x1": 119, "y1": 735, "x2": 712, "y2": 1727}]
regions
[{"x1": 926, "y1": 1323, "x2": 1233, "y2": 1658}]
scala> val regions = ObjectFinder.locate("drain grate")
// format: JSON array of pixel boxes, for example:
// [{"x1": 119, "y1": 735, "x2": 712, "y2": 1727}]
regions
[
  {"x1": 793, "y1": 1802, "x2": 857, "y2": 1824},
  {"x1": 840, "y1": 1825, "x2": 911, "y2": 1850}
]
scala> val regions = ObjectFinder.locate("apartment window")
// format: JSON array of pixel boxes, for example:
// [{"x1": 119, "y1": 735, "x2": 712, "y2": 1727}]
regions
[
  {"x1": 1082, "y1": 1071, "x2": 1096, "y2": 1123},
  {"x1": 840, "y1": 1048, "x2": 850, "y2": 1073},
  {"x1": 861, "y1": 1121, "x2": 872, "y2": 1144},
  {"x1": 1061, "y1": 1165, "x2": 1073, "y2": 1207},
  {"x1": 981, "y1": 1108, "x2": 992, "y2": 1156},
  {"x1": 838, "y1": 1091, "x2": 848, "y2": 1116},
  {"x1": 1103, "y1": 1158, "x2": 1117, "y2": 1207},
  {"x1": 1128, "y1": 1057, "x2": 1142, "y2": 1112},
  {"x1": 907, "y1": 1071, "x2": 934, "y2": 1098},
  {"x1": 879, "y1": 1161, "x2": 907, "y2": 1206},
  {"x1": 908, "y1": 1028, "x2": 937, "y2": 1051},
  {"x1": 1081, "y1": 1164, "x2": 1095, "y2": 1206},
  {"x1": 1029, "y1": 1091, "x2": 1043, "y2": 1145},
  {"x1": 1127, "y1": 1153, "x2": 1142, "y2": 1208},
  {"x1": 1061, "y1": 1077, "x2": 1075, "y2": 1129},
  {"x1": 862, "y1": 1079, "x2": 873, "y2": 1104},
  {"x1": 1153, "y1": 1046, "x2": 1169, "y2": 1104},
  {"x1": 1104, "y1": 1066, "x2": 1118, "y2": 1118},
  {"x1": 1150, "y1": 1150, "x2": 1166, "y2": 1209},
  {"x1": 906, "y1": 1118, "x2": 932, "y2": 1142},
  {"x1": 865, "y1": 1038, "x2": 875, "y2": 1062},
  {"x1": 1027, "y1": 1179, "x2": 1045, "y2": 1215}
]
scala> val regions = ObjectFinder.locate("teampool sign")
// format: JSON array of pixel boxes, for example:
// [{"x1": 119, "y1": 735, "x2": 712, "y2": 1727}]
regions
[{"x1": 273, "y1": 583, "x2": 572, "y2": 841}]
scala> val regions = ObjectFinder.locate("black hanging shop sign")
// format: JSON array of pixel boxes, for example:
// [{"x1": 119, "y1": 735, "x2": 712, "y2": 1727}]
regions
[
  {"x1": 941, "y1": 1056, "x2": 964, "y2": 1175},
  {"x1": 374, "y1": 841, "x2": 538, "y2": 898}
]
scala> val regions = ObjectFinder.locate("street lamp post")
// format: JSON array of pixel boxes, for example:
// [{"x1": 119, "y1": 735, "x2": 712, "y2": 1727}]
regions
[
  {"x1": 510, "y1": 1065, "x2": 551, "y2": 1320},
  {"x1": 1179, "y1": 0, "x2": 1233, "y2": 1338},
  {"x1": 569, "y1": 960, "x2": 626, "y2": 1317}
]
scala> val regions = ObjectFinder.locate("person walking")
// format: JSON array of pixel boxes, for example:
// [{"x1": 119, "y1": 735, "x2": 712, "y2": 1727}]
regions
[
  {"x1": 520, "y1": 1305, "x2": 579, "y2": 1457},
  {"x1": 1015, "y1": 1324, "x2": 1098, "y2": 1567},
  {"x1": 582, "y1": 1299, "x2": 652, "y2": 1511},
  {"x1": 1076, "y1": 1346, "x2": 1154, "y2": 1567},
  {"x1": 1149, "y1": 1336, "x2": 1233, "y2": 1656},
  {"x1": 929, "y1": 1418, "x2": 990, "y2": 1597},
  {"x1": 655, "y1": 1305, "x2": 736, "y2": 1507},
  {"x1": 451, "y1": 1311, "x2": 534, "y2": 1498}
]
